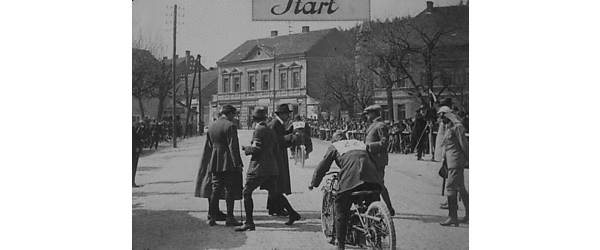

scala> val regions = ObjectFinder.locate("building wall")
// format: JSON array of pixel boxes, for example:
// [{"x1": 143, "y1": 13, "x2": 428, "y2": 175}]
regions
[{"x1": 216, "y1": 56, "x2": 309, "y2": 128}]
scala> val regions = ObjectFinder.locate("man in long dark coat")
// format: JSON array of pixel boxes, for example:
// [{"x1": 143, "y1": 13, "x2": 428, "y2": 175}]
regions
[
  {"x1": 412, "y1": 106, "x2": 428, "y2": 160},
  {"x1": 194, "y1": 105, "x2": 244, "y2": 226},
  {"x1": 363, "y1": 105, "x2": 395, "y2": 216},
  {"x1": 236, "y1": 107, "x2": 301, "y2": 231},
  {"x1": 132, "y1": 124, "x2": 143, "y2": 188},
  {"x1": 266, "y1": 104, "x2": 298, "y2": 217}
]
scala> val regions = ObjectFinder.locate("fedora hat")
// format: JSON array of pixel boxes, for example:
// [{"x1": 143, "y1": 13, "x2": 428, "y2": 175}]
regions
[
  {"x1": 274, "y1": 104, "x2": 293, "y2": 113},
  {"x1": 220, "y1": 104, "x2": 237, "y2": 115},
  {"x1": 252, "y1": 106, "x2": 268, "y2": 119}
]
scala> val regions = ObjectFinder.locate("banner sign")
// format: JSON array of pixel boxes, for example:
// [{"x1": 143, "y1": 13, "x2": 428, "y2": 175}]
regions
[{"x1": 253, "y1": 0, "x2": 370, "y2": 21}]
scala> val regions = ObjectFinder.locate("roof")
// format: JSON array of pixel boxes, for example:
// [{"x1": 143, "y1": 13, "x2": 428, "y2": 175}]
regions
[
  {"x1": 218, "y1": 28, "x2": 338, "y2": 65},
  {"x1": 199, "y1": 70, "x2": 218, "y2": 91},
  {"x1": 164, "y1": 55, "x2": 208, "y2": 73},
  {"x1": 411, "y1": 5, "x2": 469, "y2": 46}
]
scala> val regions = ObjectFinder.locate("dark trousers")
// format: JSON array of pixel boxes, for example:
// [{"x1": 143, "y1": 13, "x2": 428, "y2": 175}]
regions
[
  {"x1": 334, "y1": 183, "x2": 382, "y2": 248},
  {"x1": 243, "y1": 174, "x2": 297, "y2": 224},
  {"x1": 210, "y1": 171, "x2": 237, "y2": 219},
  {"x1": 132, "y1": 153, "x2": 140, "y2": 184}
]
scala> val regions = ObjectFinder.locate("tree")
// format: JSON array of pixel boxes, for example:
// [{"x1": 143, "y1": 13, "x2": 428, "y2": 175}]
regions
[
  {"x1": 132, "y1": 48, "x2": 160, "y2": 119},
  {"x1": 359, "y1": 5, "x2": 468, "y2": 116},
  {"x1": 319, "y1": 27, "x2": 375, "y2": 119}
]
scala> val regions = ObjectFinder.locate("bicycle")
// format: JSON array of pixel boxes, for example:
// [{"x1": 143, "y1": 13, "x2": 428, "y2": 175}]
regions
[
  {"x1": 320, "y1": 171, "x2": 396, "y2": 250},
  {"x1": 293, "y1": 144, "x2": 306, "y2": 168}
]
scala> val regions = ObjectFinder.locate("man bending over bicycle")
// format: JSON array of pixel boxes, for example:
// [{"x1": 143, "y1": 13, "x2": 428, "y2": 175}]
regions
[
  {"x1": 287, "y1": 115, "x2": 313, "y2": 159},
  {"x1": 309, "y1": 131, "x2": 385, "y2": 250}
]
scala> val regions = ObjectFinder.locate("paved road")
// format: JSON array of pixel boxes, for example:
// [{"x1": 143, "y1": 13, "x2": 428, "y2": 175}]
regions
[{"x1": 133, "y1": 130, "x2": 469, "y2": 250}]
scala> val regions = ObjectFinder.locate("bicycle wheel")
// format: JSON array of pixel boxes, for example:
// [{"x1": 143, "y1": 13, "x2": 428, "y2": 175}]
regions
[
  {"x1": 365, "y1": 201, "x2": 396, "y2": 250},
  {"x1": 321, "y1": 189, "x2": 336, "y2": 243}
]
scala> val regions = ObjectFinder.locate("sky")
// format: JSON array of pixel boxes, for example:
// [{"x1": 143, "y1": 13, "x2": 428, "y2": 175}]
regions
[{"x1": 133, "y1": 0, "x2": 463, "y2": 68}]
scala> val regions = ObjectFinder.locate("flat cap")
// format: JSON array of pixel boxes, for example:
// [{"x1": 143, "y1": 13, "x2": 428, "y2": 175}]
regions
[
  {"x1": 437, "y1": 106, "x2": 452, "y2": 114},
  {"x1": 362, "y1": 105, "x2": 381, "y2": 114}
]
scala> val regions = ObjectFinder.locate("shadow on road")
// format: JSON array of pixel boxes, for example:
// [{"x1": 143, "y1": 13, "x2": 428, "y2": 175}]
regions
[
  {"x1": 395, "y1": 212, "x2": 455, "y2": 224},
  {"x1": 133, "y1": 209, "x2": 248, "y2": 250}
]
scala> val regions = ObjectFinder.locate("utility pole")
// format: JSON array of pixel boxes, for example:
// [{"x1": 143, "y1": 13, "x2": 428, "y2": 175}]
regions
[
  {"x1": 171, "y1": 4, "x2": 178, "y2": 148},
  {"x1": 272, "y1": 46, "x2": 276, "y2": 115},
  {"x1": 197, "y1": 54, "x2": 202, "y2": 134}
]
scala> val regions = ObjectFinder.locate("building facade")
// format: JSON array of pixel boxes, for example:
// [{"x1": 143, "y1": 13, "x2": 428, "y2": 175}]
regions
[{"x1": 212, "y1": 27, "x2": 345, "y2": 128}]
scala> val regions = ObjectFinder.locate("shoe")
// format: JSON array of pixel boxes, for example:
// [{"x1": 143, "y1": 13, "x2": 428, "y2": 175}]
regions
[
  {"x1": 460, "y1": 216, "x2": 469, "y2": 223},
  {"x1": 285, "y1": 213, "x2": 301, "y2": 225},
  {"x1": 226, "y1": 218, "x2": 243, "y2": 227},
  {"x1": 235, "y1": 223, "x2": 256, "y2": 231},
  {"x1": 439, "y1": 218, "x2": 459, "y2": 227},
  {"x1": 269, "y1": 210, "x2": 289, "y2": 217},
  {"x1": 132, "y1": 183, "x2": 140, "y2": 188},
  {"x1": 208, "y1": 219, "x2": 217, "y2": 226},
  {"x1": 389, "y1": 208, "x2": 396, "y2": 217},
  {"x1": 207, "y1": 212, "x2": 227, "y2": 221},
  {"x1": 440, "y1": 203, "x2": 449, "y2": 209}
]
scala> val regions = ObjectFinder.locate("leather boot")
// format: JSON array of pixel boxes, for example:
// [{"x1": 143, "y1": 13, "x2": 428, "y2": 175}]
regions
[
  {"x1": 236, "y1": 197, "x2": 255, "y2": 231},
  {"x1": 440, "y1": 195, "x2": 459, "y2": 227},
  {"x1": 460, "y1": 192, "x2": 469, "y2": 223}
]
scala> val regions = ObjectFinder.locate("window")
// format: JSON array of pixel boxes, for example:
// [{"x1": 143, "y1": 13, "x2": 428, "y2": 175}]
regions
[
  {"x1": 249, "y1": 75, "x2": 256, "y2": 91},
  {"x1": 292, "y1": 71, "x2": 300, "y2": 88},
  {"x1": 280, "y1": 72, "x2": 287, "y2": 89},
  {"x1": 397, "y1": 104, "x2": 406, "y2": 120},
  {"x1": 223, "y1": 77, "x2": 230, "y2": 93},
  {"x1": 233, "y1": 76, "x2": 241, "y2": 92},
  {"x1": 262, "y1": 73, "x2": 270, "y2": 91}
]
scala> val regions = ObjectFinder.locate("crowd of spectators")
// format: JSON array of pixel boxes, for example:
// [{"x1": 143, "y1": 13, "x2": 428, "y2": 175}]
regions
[{"x1": 133, "y1": 118, "x2": 204, "y2": 150}]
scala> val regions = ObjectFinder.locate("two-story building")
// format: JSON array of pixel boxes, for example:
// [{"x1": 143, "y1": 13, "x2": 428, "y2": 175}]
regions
[{"x1": 212, "y1": 27, "x2": 345, "y2": 128}]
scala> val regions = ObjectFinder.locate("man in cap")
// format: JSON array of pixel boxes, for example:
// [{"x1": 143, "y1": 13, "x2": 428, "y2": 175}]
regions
[
  {"x1": 438, "y1": 111, "x2": 469, "y2": 226},
  {"x1": 363, "y1": 105, "x2": 395, "y2": 216},
  {"x1": 266, "y1": 104, "x2": 300, "y2": 222},
  {"x1": 309, "y1": 131, "x2": 385, "y2": 250},
  {"x1": 194, "y1": 104, "x2": 244, "y2": 227},
  {"x1": 236, "y1": 107, "x2": 302, "y2": 231}
]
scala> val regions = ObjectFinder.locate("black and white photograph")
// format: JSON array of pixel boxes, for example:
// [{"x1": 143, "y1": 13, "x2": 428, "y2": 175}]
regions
[{"x1": 132, "y1": 0, "x2": 468, "y2": 249}]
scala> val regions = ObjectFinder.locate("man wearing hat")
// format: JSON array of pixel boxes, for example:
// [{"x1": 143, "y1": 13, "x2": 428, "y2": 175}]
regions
[
  {"x1": 194, "y1": 104, "x2": 244, "y2": 227},
  {"x1": 363, "y1": 105, "x2": 395, "y2": 216},
  {"x1": 236, "y1": 107, "x2": 302, "y2": 231},
  {"x1": 266, "y1": 104, "x2": 300, "y2": 218},
  {"x1": 411, "y1": 105, "x2": 428, "y2": 160},
  {"x1": 438, "y1": 111, "x2": 469, "y2": 226}
]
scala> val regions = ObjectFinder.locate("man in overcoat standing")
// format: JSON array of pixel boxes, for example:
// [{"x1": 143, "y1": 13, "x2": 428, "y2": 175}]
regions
[
  {"x1": 194, "y1": 105, "x2": 244, "y2": 227},
  {"x1": 236, "y1": 107, "x2": 301, "y2": 231},
  {"x1": 363, "y1": 105, "x2": 395, "y2": 216},
  {"x1": 266, "y1": 104, "x2": 300, "y2": 219}
]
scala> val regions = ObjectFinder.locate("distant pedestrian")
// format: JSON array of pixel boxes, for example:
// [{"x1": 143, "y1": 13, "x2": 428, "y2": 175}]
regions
[{"x1": 132, "y1": 125, "x2": 143, "y2": 188}]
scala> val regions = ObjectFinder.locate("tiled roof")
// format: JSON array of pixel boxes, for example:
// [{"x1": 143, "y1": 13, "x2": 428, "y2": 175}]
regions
[
  {"x1": 165, "y1": 55, "x2": 208, "y2": 73},
  {"x1": 411, "y1": 5, "x2": 469, "y2": 46},
  {"x1": 218, "y1": 28, "x2": 337, "y2": 65}
]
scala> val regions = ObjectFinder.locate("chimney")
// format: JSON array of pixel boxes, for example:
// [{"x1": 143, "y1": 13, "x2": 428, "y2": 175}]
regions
[
  {"x1": 302, "y1": 26, "x2": 310, "y2": 33},
  {"x1": 426, "y1": 1, "x2": 434, "y2": 13},
  {"x1": 271, "y1": 30, "x2": 278, "y2": 37}
]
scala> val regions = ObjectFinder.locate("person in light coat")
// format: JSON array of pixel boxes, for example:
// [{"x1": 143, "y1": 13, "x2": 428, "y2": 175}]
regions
[{"x1": 439, "y1": 111, "x2": 469, "y2": 226}]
